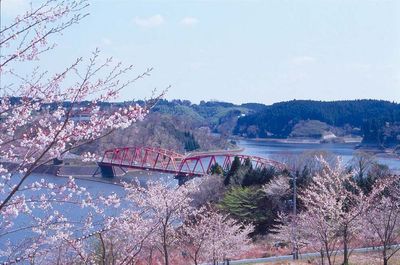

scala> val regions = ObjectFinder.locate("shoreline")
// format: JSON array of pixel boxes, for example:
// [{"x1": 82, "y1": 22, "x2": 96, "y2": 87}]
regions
[
  {"x1": 186, "y1": 147, "x2": 244, "y2": 157},
  {"x1": 54, "y1": 173, "x2": 124, "y2": 186},
  {"x1": 236, "y1": 136, "x2": 361, "y2": 145}
]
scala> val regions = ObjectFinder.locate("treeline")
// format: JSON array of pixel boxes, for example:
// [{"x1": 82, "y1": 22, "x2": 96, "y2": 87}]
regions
[{"x1": 234, "y1": 99, "x2": 400, "y2": 144}]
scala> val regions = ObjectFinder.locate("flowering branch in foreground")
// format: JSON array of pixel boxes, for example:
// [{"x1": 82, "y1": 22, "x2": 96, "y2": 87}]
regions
[{"x1": 0, "y1": 0, "x2": 159, "y2": 262}]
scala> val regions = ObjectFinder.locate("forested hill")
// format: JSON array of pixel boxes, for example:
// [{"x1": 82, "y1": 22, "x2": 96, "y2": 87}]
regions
[
  {"x1": 9, "y1": 96, "x2": 399, "y2": 147},
  {"x1": 234, "y1": 100, "x2": 400, "y2": 143}
]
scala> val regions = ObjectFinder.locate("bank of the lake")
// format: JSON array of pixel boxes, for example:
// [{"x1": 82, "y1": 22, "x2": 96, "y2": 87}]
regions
[{"x1": 234, "y1": 136, "x2": 362, "y2": 145}]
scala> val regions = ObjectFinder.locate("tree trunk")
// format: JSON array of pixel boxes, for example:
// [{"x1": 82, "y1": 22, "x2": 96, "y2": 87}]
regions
[
  {"x1": 383, "y1": 248, "x2": 388, "y2": 265},
  {"x1": 147, "y1": 248, "x2": 153, "y2": 265},
  {"x1": 162, "y1": 224, "x2": 169, "y2": 265},
  {"x1": 324, "y1": 241, "x2": 332, "y2": 265},
  {"x1": 99, "y1": 233, "x2": 106, "y2": 265},
  {"x1": 383, "y1": 258, "x2": 388, "y2": 265},
  {"x1": 163, "y1": 242, "x2": 169, "y2": 265},
  {"x1": 343, "y1": 227, "x2": 349, "y2": 265},
  {"x1": 320, "y1": 248, "x2": 325, "y2": 265},
  {"x1": 327, "y1": 255, "x2": 332, "y2": 265}
]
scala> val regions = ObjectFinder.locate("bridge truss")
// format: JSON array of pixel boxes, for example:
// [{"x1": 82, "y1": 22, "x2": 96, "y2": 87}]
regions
[{"x1": 98, "y1": 146, "x2": 284, "y2": 177}]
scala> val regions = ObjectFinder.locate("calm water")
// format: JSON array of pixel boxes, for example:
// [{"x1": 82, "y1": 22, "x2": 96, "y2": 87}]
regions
[{"x1": 237, "y1": 139, "x2": 400, "y2": 172}]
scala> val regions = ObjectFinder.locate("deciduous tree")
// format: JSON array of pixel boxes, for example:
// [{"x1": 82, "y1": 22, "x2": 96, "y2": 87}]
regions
[
  {"x1": 123, "y1": 180, "x2": 195, "y2": 265},
  {"x1": 275, "y1": 157, "x2": 366, "y2": 265},
  {"x1": 363, "y1": 177, "x2": 400, "y2": 265},
  {"x1": 179, "y1": 206, "x2": 253, "y2": 265},
  {"x1": 0, "y1": 0, "x2": 156, "y2": 262}
]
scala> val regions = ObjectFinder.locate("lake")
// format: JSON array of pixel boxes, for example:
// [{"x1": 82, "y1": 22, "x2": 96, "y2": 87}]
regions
[{"x1": 237, "y1": 139, "x2": 400, "y2": 173}]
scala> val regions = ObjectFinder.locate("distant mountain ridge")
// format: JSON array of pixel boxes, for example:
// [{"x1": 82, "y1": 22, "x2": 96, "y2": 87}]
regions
[{"x1": 233, "y1": 99, "x2": 400, "y2": 146}]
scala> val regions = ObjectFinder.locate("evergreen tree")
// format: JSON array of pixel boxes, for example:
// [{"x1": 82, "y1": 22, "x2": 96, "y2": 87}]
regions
[
  {"x1": 224, "y1": 156, "x2": 242, "y2": 186},
  {"x1": 184, "y1": 131, "x2": 200, "y2": 151},
  {"x1": 219, "y1": 186, "x2": 277, "y2": 235},
  {"x1": 210, "y1": 163, "x2": 224, "y2": 175}
]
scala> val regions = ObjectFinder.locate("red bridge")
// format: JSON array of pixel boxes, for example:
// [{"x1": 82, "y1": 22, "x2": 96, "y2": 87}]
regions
[{"x1": 97, "y1": 146, "x2": 285, "y2": 178}]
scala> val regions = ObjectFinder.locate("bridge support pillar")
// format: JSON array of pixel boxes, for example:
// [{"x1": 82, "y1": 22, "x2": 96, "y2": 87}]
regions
[{"x1": 97, "y1": 163, "x2": 115, "y2": 178}]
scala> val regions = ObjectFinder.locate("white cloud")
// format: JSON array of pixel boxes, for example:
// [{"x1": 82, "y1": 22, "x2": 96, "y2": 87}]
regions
[
  {"x1": 2, "y1": 0, "x2": 30, "y2": 17},
  {"x1": 291, "y1": 56, "x2": 317, "y2": 65},
  {"x1": 133, "y1": 15, "x2": 164, "y2": 28},
  {"x1": 180, "y1": 17, "x2": 199, "y2": 27}
]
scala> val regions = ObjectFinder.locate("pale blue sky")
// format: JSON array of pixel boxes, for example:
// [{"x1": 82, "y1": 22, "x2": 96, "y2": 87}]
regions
[{"x1": 2, "y1": 0, "x2": 400, "y2": 104}]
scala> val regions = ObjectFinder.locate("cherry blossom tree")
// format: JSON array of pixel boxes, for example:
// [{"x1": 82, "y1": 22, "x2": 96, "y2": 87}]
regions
[
  {"x1": 275, "y1": 157, "x2": 366, "y2": 265},
  {"x1": 121, "y1": 180, "x2": 196, "y2": 265},
  {"x1": 179, "y1": 205, "x2": 254, "y2": 265},
  {"x1": 271, "y1": 213, "x2": 309, "y2": 260},
  {"x1": 262, "y1": 174, "x2": 290, "y2": 210},
  {"x1": 65, "y1": 180, "x2": 253, "y2": 265},
  {"x1": 363, "y1": 177, "x2": 400, "y2": 265},
  {"x1": 88, "y1": 203, "x2": 156, "y2": 265},
  {"x1": 190, "y1": 174, "x2": 225, "y2": 207},
  {"x1": 0, "y1": 0, "x2": 160, "y2": 262}
]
